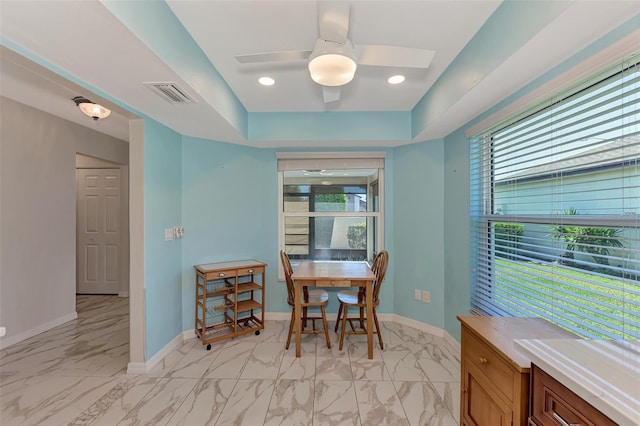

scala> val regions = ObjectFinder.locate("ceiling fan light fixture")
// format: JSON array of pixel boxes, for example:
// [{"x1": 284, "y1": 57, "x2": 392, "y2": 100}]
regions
[
  {"x1": 72, "y1": 96, "x2": 111, "y2": 121},
  {"x1": 308, "y1": 39, "x2": 357, "y2": 87}
]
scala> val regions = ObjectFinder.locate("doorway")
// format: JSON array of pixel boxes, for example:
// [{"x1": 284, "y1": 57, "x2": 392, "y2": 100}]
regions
[{"x1": 76, "y1": 154, "x2": 129, "y2": 296}]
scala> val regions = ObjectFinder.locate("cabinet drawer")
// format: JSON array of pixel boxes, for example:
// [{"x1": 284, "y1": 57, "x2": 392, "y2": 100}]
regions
[
  {"x1": 462, "y1": 328, "x2": 514, "y2": 401},
  {"x1": 316, "y1": 279, "x2": 352, "y2": 287},
  {"x1": 238, "y1": 266, "x2": 264, "y2": 276},
  {"x1": 530, "y1": 365, "x2": 616, "y2": 426},
  {"x1": 205, "y1": 269, "x2": 236, "y2": 280}
]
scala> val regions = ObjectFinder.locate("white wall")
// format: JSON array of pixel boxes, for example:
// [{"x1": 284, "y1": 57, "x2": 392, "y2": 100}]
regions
[{"x1": 0, "y1": 97, "x2": 128, "y2": 347}]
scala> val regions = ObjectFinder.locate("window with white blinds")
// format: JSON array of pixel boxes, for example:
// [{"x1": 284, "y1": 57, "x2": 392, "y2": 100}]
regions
[{"x1": 470, "y1": 53, "x2": 640, "y2": 340}]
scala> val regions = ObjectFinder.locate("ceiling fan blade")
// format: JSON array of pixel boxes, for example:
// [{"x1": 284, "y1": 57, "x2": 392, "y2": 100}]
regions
[
  {"x1": 318, "y1": 1, "x2": 349, "y2": 44},
  {"x1": 355, "y1": 45, "x2": 436, "y2": 69},
  {"x1": 235, "y1": 50, "x2": 311, "y2": 64},
  {"x1": 323, "y1": 86, "x2": 341, "y2": 103}
]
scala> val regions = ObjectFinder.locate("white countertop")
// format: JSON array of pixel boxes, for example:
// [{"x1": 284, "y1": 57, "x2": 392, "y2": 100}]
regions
[{"x1": 514, "y1": 338, "x2": 640, "y2": 426}]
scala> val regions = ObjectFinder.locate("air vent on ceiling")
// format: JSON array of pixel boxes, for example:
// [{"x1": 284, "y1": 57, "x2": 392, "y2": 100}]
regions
[{"x1": 143, "y1": 82, "x2": 195, "y2": 104}]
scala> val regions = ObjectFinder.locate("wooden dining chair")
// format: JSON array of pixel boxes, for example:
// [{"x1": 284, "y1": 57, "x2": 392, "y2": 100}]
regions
[
  {"x1": 334, "y1": 250, "x2": 389, "y2": 350},
  {"x1": 280, "y1": 250, "x2": 332, "y2": 349}
]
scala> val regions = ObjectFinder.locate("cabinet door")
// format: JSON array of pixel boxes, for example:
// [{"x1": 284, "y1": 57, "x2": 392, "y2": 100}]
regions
[{"x1": 462, "y1": 359, "x2": 513, "y2": 426}]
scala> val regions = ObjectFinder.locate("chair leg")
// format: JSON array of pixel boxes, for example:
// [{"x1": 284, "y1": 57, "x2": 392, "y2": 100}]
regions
[
  {"x1": 359, "y1": 306, "x2": 365, "y2": 330},
  {"x1": 334, "y1": 303, "x2": 343, "y2": 333},
  {"x1": 286, "y1": 309, "x2": 295, "y2": 350},
  {"x1": 302, "y1": 307, "x2": 308, "y2": 330},
  {"x1": 373, "y1": 309, "x2": 384, "y2": 350},
  {"x1": 339, "y1": 305, "x2": 349, "y2": 350},
  {"x1": 320, "y1": 305, "x2": 331, "y2": 348}
]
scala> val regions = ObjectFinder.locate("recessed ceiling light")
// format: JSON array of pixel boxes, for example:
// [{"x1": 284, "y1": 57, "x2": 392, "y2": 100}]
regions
[
  {"x1": 388, "y1": 75, "x2": 405, "y2": 85},
  {"x1": 258, "y1": 76, "x2": 275, "y2": 86}
]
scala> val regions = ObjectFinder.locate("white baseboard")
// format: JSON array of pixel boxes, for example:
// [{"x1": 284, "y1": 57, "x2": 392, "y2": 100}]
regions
[
  {"x1": 137, "y1": 312, "x2": 461, "y2": 372},
  {"x1": 2, "y1": 310, "x2": 461, "y2": 373},
  {"x1": 443, "y1": 330, "x2": 461, "y2": 354},
  {"x1": 0, "y1": 312, "x2": 78, "y2": 350},
  {"x1": 126, "y1": 362, "x2": 147, "y2": 374},
  {"x1": 127, "y1": 332, "x2": 183, "y2": 374}
]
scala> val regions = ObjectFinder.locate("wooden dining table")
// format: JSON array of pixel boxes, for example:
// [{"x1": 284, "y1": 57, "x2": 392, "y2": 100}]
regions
[{"x1": 291, "y1": 261, "x2": 376, "y2": 359}]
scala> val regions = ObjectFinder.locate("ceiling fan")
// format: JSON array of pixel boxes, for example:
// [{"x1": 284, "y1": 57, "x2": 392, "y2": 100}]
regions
[{"x1": 234, "y1": 1, "x2": 436, "y2": 103}]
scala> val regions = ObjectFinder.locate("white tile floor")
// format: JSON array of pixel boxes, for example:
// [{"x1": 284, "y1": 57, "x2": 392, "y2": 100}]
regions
[{"x1": 0, "y1": 295, "x2": 460, "y2": 425}]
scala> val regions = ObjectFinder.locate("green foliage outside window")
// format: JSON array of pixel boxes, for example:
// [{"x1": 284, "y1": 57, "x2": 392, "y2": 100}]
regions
[
  {"x1": 346, "y1": 223, "x2": 366, "y2": 249},
  {"x1": 494, "y1": 222, "x2": 524, "y2": 260},
  {"x1": 551, "y1": 208, "x2": 624, "y2": 272},
  {"x1": 315, "y1": 193, "x2": 347, "y2": 211}
]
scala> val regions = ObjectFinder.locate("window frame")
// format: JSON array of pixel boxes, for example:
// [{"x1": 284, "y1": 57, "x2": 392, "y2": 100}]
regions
[
  {"x1": 470, "y1": 54, "x2": 640, "y2": 340},
  {"x1": 277, "y1": 152, "x2": 385, "y2": 279}
]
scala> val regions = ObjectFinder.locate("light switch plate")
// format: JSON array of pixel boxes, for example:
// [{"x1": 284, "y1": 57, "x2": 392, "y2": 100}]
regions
[
  {"x1": 165, "y1": 228, "x2": 174, "y2": 241},
  {"x1": 414, "y1": 289, "x2": 421, "y2": 300},
  {"x1": 422, "y1": 290, "x2": 431, "y2": 304}
]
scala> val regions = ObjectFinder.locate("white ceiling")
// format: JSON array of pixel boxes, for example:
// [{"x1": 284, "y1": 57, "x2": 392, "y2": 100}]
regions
[{"x1": 1, "y1": 1, "x2": 639, "y2": 147}]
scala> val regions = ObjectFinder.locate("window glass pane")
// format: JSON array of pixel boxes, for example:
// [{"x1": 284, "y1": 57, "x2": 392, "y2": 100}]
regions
[
  {"x1": 281, "y1": 167, "x2": 381, "y2": 262},
  {"x1": 283, "y1": 169, "x2": 378, "y2": 213}
]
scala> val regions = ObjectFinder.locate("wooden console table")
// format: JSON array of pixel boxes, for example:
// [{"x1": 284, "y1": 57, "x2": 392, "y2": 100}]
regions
[{"x1": 194, "y1": 259, "x2": 266, "y2": 350}]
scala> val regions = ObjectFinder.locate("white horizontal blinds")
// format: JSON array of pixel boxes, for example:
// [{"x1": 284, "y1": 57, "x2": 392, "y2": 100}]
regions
[{"x1": 470, "y1": 53, "x2": 640, "y2": 340}]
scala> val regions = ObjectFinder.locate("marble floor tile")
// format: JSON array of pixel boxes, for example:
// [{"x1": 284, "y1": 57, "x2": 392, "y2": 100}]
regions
[
  {"x1": 117, "y1": 377, "x2": 198, "y2": 425},
  {"x1": 165, "y1": 340, "x2": 221, "y2": 379},
  {"x1": 71, "y1": 375, "x2": 153, "y2": 426},
  {"x1": 252, "y1": 320, "x2": 289, "y2": 343},
  {"x1": 1, "y1": 374, "x2": 120, "y2": 426},
  {"x1": 214, "y1": 379, "x2": 275, "y2": 425},
  {"x1": 264, "y1": 379, "x2": 314, "y2": 426},
  {"x1": 166, "y1": 378, "x2": 236, "y2": 426},
  {"x1": 278, "y1": 341, "x2": 316, "y2": 380},
  {"x1": 354, "y1": 380, "x2": 409, "y2": 425},
  {"x1": 431, "y1": 381, "x2": 461, "y2": 424},
  {"x1": 240, "y1": 342, "x2": 285, "y2": 379},
  {"x1": 395, "y1": 381, "x2": 458, "y2": 426},
  {"x1": 204, "y1": 340, "x2": 257, "y2": 379},
  {"x1": 382, "y1": 348, "x2": 431, "y2": 382},
  {"x1": 0, "y1": 296, "x2": 461, "y2": 426},
  {"x1": 314, "y1": 380, "x2": 361, "y2": 426}
]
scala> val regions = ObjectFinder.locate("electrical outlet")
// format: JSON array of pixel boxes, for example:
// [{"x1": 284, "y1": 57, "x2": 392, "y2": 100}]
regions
[
  {"x1": 422, "y1": 290, "x2": 431, "y2": 304},
  {"x1": 414, "y1": 289, "x2": 421, "y2": 300}
]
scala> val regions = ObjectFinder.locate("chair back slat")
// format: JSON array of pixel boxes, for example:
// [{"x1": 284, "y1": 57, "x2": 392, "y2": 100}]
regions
[
  {"x1": 280, "y1": 250, "x2": 296, "y2": 306},
  {"x1": 371, "y1": 250, "x2": 389, "y2": 304}
]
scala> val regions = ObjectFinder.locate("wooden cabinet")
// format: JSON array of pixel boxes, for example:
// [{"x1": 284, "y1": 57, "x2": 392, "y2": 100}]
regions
[
  {"x1": 529, "y1": 364, "x2": 616, "y2": 426},
  {"x1": 458, "y1": 316, "x2": 575, "y2": 426},
  {"x1": 194, "y1": 259, "x2": 266, "y2": 350}
]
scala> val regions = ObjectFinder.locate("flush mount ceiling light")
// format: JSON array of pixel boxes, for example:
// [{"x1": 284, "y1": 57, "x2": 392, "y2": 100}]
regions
[
  {"x1": 308, "y1": 39, "x2": 357, "y2": 87},
  {"x1": 72, "y1": 96, "x2": 111, "y2": 121}
]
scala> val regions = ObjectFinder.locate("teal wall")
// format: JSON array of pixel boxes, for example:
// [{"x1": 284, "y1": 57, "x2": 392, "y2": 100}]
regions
[
  {"x1": 249, "y1": 112, "x2": 411, "y2": 142},
  {"x1": 180, "y1": 137, "x2": 279, "y2": 331},
  {"x1": 179, "y1": 141, "x2": 397, "y2": 333},
  {"x1": 443, "y1": 128, "x2": 472, "y2": 340},
  {"x1": 144, "y1": 118, "x2": 183, "y2": 357},
  {"x1": 392, "y1": 140, "x2": 445, "y2": 327}
]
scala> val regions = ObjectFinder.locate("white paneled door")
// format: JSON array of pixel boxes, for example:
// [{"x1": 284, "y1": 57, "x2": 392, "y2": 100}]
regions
[{"x1": 77, "y1": 169, "x2": 121, "y2": 294}]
